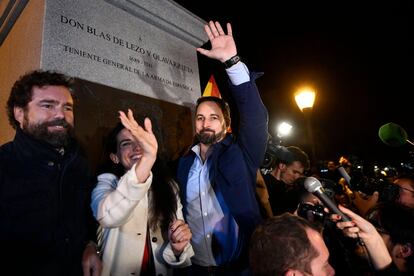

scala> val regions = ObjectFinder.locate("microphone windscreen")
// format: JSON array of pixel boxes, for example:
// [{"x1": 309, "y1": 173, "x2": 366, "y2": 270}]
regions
[
  {"x1": 304, "y1": 177, "x2": 322, "y2": 193},
  {"x1": 378, "y1": 122, "x2": 407, "y2": 147}
]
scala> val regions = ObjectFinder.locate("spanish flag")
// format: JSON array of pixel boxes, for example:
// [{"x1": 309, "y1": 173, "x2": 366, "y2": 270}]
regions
[
  {"x1": 202, "y1": 74, "x2": 232, "y2": 133},
  {"x1": 202, "y1": 75, "x2": 221, "y2": 98}
]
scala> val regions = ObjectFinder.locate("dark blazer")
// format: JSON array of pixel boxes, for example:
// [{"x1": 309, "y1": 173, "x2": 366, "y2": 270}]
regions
[
  {"x1": 177, "y1": 72, "x2": 268, "y2": 260},
  {"x1": 0, "y1": 129, "x2": 96, "y2": 276}
]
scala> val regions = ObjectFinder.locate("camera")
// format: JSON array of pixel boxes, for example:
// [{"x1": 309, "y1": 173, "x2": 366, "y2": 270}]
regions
[
  {"x1": 261, "y1": 142, "x2": 284, "y2": 171},
  {"x1": 261, "y1": 137, "x2": 297, "y2": 174},
  {"x1": 349, "y1": 171, "x2": 400, "y2": 202},
  {"x1": 297, "y1": 202, "x2": 327, "y2": 224}
]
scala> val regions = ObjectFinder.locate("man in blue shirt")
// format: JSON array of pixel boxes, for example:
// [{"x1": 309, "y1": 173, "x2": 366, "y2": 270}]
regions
[{"x1": 177, "y1": 21, "x2": 268, "y2": 274}]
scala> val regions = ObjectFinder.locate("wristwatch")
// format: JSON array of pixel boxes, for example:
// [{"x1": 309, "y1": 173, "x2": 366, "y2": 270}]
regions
[{"x1": 223, "y1": 55, "x2": 241, "y2": 69}]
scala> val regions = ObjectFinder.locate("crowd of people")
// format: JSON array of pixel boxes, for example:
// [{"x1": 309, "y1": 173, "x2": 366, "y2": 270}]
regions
[{"x1": 1, "y1": 20, "x2": 413, "y2": 276}]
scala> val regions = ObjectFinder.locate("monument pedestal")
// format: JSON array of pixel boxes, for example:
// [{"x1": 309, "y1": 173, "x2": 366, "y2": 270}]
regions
[{"x1": 0, "y1": 0, "x2": 207, "y2": 171}]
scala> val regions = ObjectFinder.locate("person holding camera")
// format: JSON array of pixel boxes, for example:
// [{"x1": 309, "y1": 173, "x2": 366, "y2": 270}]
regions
[
  {"x1": 350, "y1": 171, "x2": 403, "y2": 217},
  {"x1": 260, "y1": 145, "x2": 310, "y2": 216}
]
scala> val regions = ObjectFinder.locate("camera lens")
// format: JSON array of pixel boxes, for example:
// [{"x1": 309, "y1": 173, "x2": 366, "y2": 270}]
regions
[{"x1": 297, "y1": 203, "x2": 326, "y2": 224}]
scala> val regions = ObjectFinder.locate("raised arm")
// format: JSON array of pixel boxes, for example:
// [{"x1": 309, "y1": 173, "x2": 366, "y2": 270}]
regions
[{"x1": 92, "y1": 109, "x2": 158, "y2": 227}]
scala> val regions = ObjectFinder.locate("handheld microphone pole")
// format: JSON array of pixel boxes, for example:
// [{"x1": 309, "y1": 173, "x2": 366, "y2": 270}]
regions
[
  {"x1": 304, "y1": 177, "x2": 351, "y2": 222},
  {"x1": 337, "y1": 166, "x2": 351, "y2": 184}
]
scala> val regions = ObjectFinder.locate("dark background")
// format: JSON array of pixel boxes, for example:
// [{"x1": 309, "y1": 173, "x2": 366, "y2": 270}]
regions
[
  {"x1": 175, "y1": 0, "x2": 413, "y2": 169},
  {"x1": 73, "y1": 79, "x2": 193, "y2": 174}
]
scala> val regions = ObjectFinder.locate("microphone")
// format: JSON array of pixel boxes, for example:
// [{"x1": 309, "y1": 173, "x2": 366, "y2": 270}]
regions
[
  {"x1": 378, "y1": 122, "x2": 414, "y2": 147},
  {"x1": 337, "y1": 166, "x2": 351, "y2": 184},
  {"x1": 304, "y1": 177, "x2": 351, "y2": 222}
]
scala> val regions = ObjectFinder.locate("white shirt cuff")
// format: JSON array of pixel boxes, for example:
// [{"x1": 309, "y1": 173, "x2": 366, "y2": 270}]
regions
[{"x1": 225, "y1": 61, "x2": 250, "y2": 85}]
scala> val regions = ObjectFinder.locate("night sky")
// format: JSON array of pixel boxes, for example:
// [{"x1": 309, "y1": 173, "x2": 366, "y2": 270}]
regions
[{"x1": 175, "y1": 0, "x2": 413, "y2": 168}]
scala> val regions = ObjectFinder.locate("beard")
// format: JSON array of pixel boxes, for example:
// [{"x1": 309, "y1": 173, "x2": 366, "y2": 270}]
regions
[
  {"x1": 196, "y1": 128, "x2": 225, "y2": 145},
  {"x1": 22, "y1": 116, "x2": 73, "y2": 148}
]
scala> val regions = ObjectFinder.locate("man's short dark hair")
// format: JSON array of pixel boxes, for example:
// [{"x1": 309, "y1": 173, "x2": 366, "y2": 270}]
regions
[
  {"x1": 196, "y1": 96, "x2": 231, "y2": 127},
  {"x1": 6, "y1": 70, "x2": 75, "y2": 129},
  {"x1": 249, "y1": 213, "x2": 320, "y2": 275},
  {"x1": 270, "y1": 145, "x2": 310, "y2": 171},
  {"x1": 285, "y1": 146, "x2": 310, "y2": 170}
]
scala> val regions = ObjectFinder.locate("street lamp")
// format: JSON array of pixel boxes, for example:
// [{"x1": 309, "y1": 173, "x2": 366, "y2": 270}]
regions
[
  {"x1": 294, "y1": 88, "x2": 316, "y2": 111},
  {"x1": 276, "y1": 121, "x2": 293, "y2": 144},
  {"x1": 295, "y1": 87, "x2": 316, "y2": 162}
]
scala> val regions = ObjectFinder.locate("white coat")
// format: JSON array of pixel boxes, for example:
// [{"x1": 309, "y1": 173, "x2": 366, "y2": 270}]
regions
[{"x1": 91, "y1": 164, "x2": 194, "y2": 276}]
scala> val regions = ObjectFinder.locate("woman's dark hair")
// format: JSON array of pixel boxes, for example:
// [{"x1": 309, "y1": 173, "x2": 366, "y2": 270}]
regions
[
  {"x1": 98, "y1": 122, "x2": 178, "y2": 232},
  {"x1": 149, "y1": 158, "x2": 179, "y2": 232}
]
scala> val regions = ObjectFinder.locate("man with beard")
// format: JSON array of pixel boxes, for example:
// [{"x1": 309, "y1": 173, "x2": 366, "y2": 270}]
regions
[
  {"x1": 0, "y1": 70, "x2": 102, "y2": 275},
  {"x1": 176, "y1": 21, "x2": 268, "y2": 275}
]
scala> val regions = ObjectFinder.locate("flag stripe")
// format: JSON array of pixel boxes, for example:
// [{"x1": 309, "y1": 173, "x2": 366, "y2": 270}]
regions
[{"x1": 202, "y1": 75, "x2": 221, "y2": 98}]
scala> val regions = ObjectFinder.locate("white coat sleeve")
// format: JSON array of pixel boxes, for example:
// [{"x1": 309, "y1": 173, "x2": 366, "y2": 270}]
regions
[{"x1": 91, "y1": 163, "x2": 152, "y2": 227}]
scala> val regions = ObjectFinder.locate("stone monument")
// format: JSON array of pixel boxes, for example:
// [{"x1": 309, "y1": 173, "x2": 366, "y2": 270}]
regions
[{"x1": 0, "y1": 0, "x2": 207, "y2": 171}]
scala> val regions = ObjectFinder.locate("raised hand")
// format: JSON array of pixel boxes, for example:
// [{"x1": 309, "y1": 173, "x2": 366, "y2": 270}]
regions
[
  {"x1": 334, "y1": 205, "x2": 392, "y2": 270},
  {"x1": 119, "y1": 109, "x2": 158, "y2": 182},
  {"x1": 197, "y1": 21, "x2": 237, "y2": 63},
  {"x1": 334, "y1": 205, "x2": 377, "y2": 240},
  {"x1": 168, "y1": 220, "x2": 192, "y2": 257}
]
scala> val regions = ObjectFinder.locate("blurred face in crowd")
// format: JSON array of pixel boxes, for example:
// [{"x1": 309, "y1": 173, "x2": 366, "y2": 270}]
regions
[
  {"x1": 379, "y1": 232, "x2": 411, "y2": 272},
  {"x1": 110, "y1": 128, "x2": 143, "y2": 171},
  {"x1": 195, "y1": 101, "x2": 227, "y2": 145},
  {"x1": 14, "y1": 85, "x2": 74, "y2": 148},
  {"x1": 394, "y1": 178, "x2": 414, "y2": 209},
  {"x1": 327, "y1": 161, "x2": 336, "y2": 171},
  {"x1": 279, "y1": 161, "x2": 305, "y2": 185}
]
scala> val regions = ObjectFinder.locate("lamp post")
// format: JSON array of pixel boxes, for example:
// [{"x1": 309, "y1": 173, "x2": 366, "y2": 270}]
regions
[{"x1": 295, "y1": 88, "x2": 316, "y2": 162}]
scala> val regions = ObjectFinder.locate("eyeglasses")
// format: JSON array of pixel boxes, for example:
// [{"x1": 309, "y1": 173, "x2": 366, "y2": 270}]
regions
[{"x1": 399, "y1": 186, "x2": 414, "y2": 194}]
